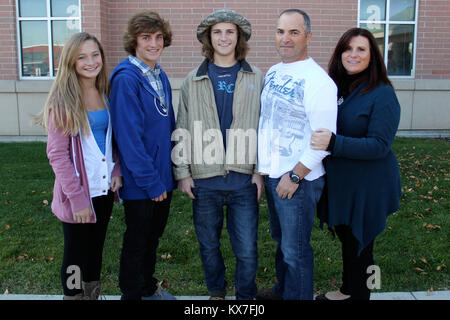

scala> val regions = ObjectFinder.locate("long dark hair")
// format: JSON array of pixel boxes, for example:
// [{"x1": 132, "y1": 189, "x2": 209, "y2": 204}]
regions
[{"x1": 328, "y1": 27, "x2": 392, "y2": 94}]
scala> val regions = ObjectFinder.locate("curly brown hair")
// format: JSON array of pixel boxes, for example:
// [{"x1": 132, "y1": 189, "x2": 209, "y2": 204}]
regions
[
  {"x1": 123, "y1": 10, "x2": 172, "y2": 56},
  {"x1": 199, "y1": 25, "x2": 249, "y2": 62}
]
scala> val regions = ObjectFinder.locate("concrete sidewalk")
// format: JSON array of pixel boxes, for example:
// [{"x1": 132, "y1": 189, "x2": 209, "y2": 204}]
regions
[{"x1": 1, "y1": 290, "x2": 449, "y2": 300}]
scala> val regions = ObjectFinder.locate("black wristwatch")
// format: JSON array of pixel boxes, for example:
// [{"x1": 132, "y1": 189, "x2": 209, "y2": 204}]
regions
[{"x1": 289, "y1": 170, "x2": 301, "y2": 184}]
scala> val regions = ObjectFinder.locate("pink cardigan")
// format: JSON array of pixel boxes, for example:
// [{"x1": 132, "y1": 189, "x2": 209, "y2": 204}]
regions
[{"x1": 46, "y1": 110, "x2": 121, "y2": 224}]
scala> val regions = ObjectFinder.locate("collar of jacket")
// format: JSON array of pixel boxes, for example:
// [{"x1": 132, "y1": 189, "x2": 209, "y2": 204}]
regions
[
  {"x1": 195, "y1": 59, "x2": 254, "y2": 78},
  {"x1": 122, "y1": 59, "x2": 171, "y2": 107},
  {"x1": 111, "y1": 58, "x2": 169, "y2": 101}
]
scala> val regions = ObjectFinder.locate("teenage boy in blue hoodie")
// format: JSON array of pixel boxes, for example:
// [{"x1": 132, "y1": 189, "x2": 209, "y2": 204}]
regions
[{"x1": 109, "y1": 10, "x2": 176, "y2": 301}]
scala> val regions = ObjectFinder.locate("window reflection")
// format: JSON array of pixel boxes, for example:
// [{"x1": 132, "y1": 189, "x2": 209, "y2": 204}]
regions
[
  {"x1": 388, "y1": 24, "x2": 414, "y2": 75},
  {"x1": 51, "y1": 0, "x2": 80, "y2": 17},
  {"x1": 18, "y1": 0, "x2": 81, "y2": 77},
  {"x1": 390, "y1": 0, "x2": 415, "y2": 21},
  {"x1": 360, "y1": 0, "x2": 386, "y2": 21},
  {"x1": 361, "y1": 23, "x2": 385, "y2": 58},
  {"x1": 19, "y1": 0, "x2": 46, "y2": 17},
  {"x1": 52, "y1": 20, "x2": 80, "y2": 74},
  {"x1": 20, "y1": 21, "x2": 49, "y2": 77},
  {"x1": 359, "y1": 0, "x2": 417, "y2": 77}
]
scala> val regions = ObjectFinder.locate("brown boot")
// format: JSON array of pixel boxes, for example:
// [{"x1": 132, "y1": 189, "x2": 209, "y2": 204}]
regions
[
  {"x1": 63, "y1": 293, "x2": 89, "y2": 300},
  {"x1": 82, "y1": 280, "x2": 101, "y2": 300}
]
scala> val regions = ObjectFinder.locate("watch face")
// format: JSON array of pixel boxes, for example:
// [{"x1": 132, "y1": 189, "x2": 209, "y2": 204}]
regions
[{"x1": 290, "y1": 172, "x2": 300, "y2": 183}]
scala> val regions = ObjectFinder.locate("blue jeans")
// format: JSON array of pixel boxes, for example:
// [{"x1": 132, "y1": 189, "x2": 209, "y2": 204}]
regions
[
  {"x1": 192, "y1": 183, "x2": 259, "y2": 300},
  {"x1": 264, "y1": 176, "x2": 324, "y2": 300}
]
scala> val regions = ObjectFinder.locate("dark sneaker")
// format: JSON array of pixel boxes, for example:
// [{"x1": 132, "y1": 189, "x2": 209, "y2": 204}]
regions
[{"x1": 255, "y1": 288, "x2": 282, "y2": 300}]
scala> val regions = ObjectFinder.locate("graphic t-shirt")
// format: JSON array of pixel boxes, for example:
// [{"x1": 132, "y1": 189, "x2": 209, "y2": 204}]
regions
[
  {"x1": 208, "y1": 61, "x2": 240, "y2": 147},
  {"x1": 194, "y1": 61, "x2": 252, "y2": 190},
  {"x1": 258, "y1": 58, "x2": 338, "y2": 180}
]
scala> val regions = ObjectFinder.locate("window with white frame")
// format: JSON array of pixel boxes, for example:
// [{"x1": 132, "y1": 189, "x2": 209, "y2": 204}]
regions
[
  {"x1": 359, "y1": 0, "x2": 418, "y2": 77},
  {"x1": 16, "y1": 0, "x2": 81, "y2": 78}
]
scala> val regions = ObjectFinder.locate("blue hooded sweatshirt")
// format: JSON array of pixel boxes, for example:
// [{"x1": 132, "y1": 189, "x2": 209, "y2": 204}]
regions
[{"x1": 109, "y1": 58, "x2": 176, "y2": 200}]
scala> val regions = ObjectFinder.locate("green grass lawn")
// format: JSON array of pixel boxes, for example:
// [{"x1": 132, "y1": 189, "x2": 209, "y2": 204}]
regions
[{"x1": 0, "y1": 138, "x2": 448, "y2": 296}]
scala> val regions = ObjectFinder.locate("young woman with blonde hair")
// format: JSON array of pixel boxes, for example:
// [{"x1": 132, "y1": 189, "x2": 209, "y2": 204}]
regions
[{"x1": 36, "y1": 32, "x2": 122, "y2": 300}]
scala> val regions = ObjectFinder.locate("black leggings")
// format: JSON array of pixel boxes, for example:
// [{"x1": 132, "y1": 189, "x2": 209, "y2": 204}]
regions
[
  {"x1": 335, "y1": 225, "x2": 374, "y2": 300},
  {"x1": 60, "y1": 191, "x2": 114, "y2": 296}
]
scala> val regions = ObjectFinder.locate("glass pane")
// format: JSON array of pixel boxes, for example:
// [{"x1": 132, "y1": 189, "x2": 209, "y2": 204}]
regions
[
  {"x1": 20, "y1": 21, "x2": 49, "y2": 77},
  {"x1": 360, "y1": 0, "x2": 386, "y2": 21},
  {"x1": 387, "y1": 24, "x2": 414, "y2": 76},
  {"x1": 19, "y1": 0, "x2": 47, "y2": 17},
  {"x1": 51, "y1": 0, "x2": 80, "y2": 17},
  {"x1": 360, "y1": 23, "x2": 386, "y2": 59},
  {"x1": 390, "y1": 0, "x2": 415, "y2": 21},
  {"x1": 52, "y1": 20, "x2": 80, "y2": 74}
]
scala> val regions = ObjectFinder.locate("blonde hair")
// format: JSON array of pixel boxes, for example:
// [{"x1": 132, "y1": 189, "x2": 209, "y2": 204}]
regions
[{"x1": 35, "y1": 32, "x2": 108, "y2": 136}]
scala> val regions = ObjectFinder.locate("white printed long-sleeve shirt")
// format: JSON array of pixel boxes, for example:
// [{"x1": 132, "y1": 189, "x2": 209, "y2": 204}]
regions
[{"x1": 257, "y1": 57, "x2": 337, "y2": 180}]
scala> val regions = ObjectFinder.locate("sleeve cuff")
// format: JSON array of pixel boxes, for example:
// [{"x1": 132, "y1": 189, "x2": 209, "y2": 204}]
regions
[
  {"x1": 146, "y1": 183, "x2": 166, "y2": 199},
  {"x1": 70, "y1": 192, "x2": 91, "y2": 213},
  {"x1": 327, "y1": 133, "x2": 336, "y2": 153}
]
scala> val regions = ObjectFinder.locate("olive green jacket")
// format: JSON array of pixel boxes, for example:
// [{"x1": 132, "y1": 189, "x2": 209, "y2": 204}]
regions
[{"x1": 173, "y1": 59, "x2": 264, "y2": 181}]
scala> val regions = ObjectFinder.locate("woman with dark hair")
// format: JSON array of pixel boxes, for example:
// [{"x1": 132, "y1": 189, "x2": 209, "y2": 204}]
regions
[{"x1": 311, "y1": 28, "x2": 402, "y2": 300}]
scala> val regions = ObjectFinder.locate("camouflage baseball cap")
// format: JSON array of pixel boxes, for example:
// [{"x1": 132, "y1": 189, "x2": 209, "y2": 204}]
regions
[{"x1": 196, "y1": 9, "x2": 251, "y2": 43}]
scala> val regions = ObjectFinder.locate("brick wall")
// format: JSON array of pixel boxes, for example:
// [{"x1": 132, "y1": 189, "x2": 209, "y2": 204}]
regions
[
  {"x1": 103, "y1": 0, "x2": 358, "y2": 77},
  {"x1": 0, "y1": 0, "x2": 18, "y2": 80},
  {"x1": 1, "y1": 0, "x2": 449, "y2": 80},
  {"x1": 80, "y1": 0, "x2": 112, "y2": 65},
  {"x1": 416, "y1": 0, "x2": 450, "y2": 79},
  {"x1": 81, "y1": 0, "x2": 103, "y2": 42}
]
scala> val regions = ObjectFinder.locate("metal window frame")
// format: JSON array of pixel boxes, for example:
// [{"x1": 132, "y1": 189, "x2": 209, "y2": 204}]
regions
[
  {"x1": 358, "y1": 0, "x2": 419, "y2": 78},
  {"x1": 16, "y1": 0, "x2": 81, "y2": 80}
]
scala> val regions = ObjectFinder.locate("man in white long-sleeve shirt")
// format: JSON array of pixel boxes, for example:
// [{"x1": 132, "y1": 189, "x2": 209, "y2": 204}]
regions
[{"x1": 256, "y1": 9, "x2": 337, "y2": 300}]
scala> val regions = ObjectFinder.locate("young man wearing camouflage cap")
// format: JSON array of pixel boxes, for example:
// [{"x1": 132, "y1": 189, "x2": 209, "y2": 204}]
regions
[{"x1": 173, "y1": 9, "x2": 264, "y2": 300}]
